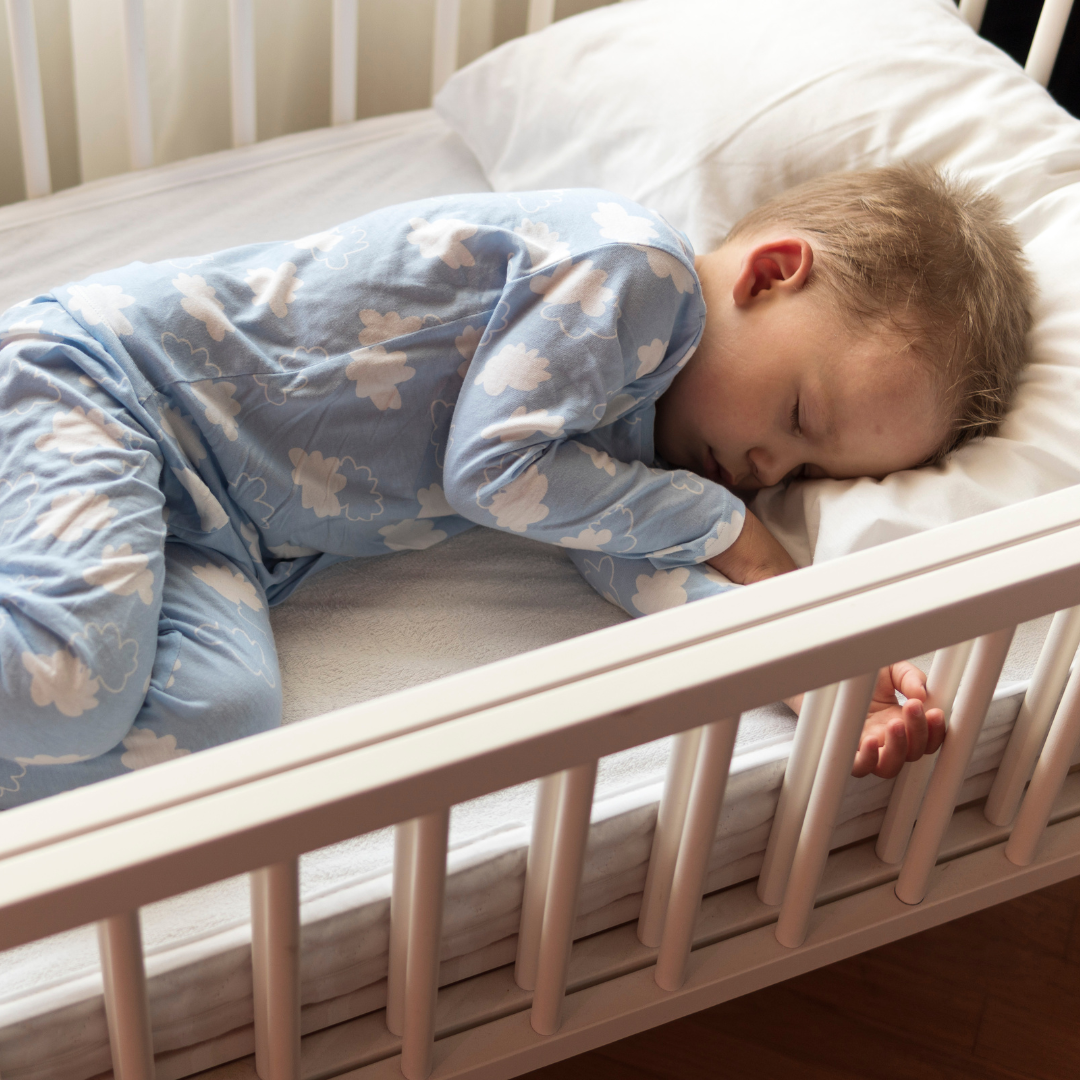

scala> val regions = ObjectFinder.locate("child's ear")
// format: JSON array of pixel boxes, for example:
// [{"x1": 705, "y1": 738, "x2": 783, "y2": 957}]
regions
[{"x1": 732, "y1": 238, "x2": 814, "y2": 307}]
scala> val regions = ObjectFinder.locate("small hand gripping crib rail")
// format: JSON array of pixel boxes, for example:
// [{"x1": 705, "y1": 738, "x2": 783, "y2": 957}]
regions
[{"x1": 6, "y1": 487, "x2": 1080, "y2": 1080}]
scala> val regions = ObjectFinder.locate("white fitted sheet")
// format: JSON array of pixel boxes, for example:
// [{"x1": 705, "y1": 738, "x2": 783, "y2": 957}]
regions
[{"x1": 0, "y1": 109, "x2": 1064, "y2": 1080}]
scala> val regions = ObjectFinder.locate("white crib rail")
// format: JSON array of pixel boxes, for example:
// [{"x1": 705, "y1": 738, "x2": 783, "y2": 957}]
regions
[
  {"x1": 756, "y1": 683, "x2": 838, "y2": 905},
  {"x1": 5, "y1": 0, "x2": 1076, "y2": 202},
  {"x1": 1027, "y1": 0, "x2": 1076, "y2": 86},
  {"x1": 332, "y1": 0, "x2": 360, "y2": 125},
  {"x1": 430, "y1": 0, "x2": 463, "y2": 101},
  {"x1": 251, "y1": 860, "x2": 302, "y2": 1080},
  {"x1": 121, "y1": 0, "x2": 154, "y2": 169},
  {"x1": 774, "y1": 673, "x2": 877, "y2": 948},
  {"x1": 654, "y1": 716, "x2": 739, "y2": 989},
  {"x1": 399, "y1": 809, "x2": 451, "y2": 1080},
  {"x1": 229, "y1": 0, "x2": 257, "y2": 148},
  {"x1": 6, "y1": 488, "x2": 1080, "y2": 1079},
  {"x1": 4, "y1": 0, "x2": 50, "y2": 198},
  {"x1": 895, "y1": 626, "x2": 1015, "y2": 904},
  {"x1": 637, "y1": 726, "x2": 703, "y2": 945},
  {"x1": 985, "y1": 605, "x2": 1080, "y2": 824},
  {"x1": 1007, "y1": 658, "x2": 1080, "y2": 864},
  {"x1": 875, "y1": 638, "x2": 975, "y2": 864},
  {"x1": 531, "y1": 761, "x2": 598, "y2": 1035},
  {"x1": 97, "y1": 912, "x2": 155, "y2": 1080}
]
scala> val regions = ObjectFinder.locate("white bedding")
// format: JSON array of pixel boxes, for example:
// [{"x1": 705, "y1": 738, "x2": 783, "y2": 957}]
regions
[{"x1": 0, "y1": 108, "x2": 1066, "y2": 1080}]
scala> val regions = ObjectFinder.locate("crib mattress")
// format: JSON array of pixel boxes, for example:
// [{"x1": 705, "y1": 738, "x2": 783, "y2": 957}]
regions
[{"x1": 0, "y1": 111, "x2": 1064, "y2": 1080}]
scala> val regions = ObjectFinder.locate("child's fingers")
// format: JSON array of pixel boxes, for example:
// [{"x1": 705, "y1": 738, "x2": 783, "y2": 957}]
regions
[
  {"x1": 891, "y1": 661, "x2": 929, "y2": 703},
  {"x1": 925, "y1": 707, "x2": 946, "y2": 755},
  {"x1": 851, "y1": 731, "x2": 880, "y2": 778},
  {"x1": 873, "y1": 717, "x2": 909, "y2": 779},
  {"x1": 901, "y1": 698, "x2": 928, "y2": 761}
]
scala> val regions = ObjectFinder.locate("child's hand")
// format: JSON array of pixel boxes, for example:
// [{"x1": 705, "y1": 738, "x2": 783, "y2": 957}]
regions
[
  {"x1": 851, "y1": 662, "x2": 946, "y2": 779},
  {"x1": 706, "y1": 509, "x2": 797, "y2": 585}
]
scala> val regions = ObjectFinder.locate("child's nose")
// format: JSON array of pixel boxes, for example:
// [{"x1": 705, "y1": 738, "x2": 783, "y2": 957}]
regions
[{"x1": 747, "y1": 446, "x2": 793, "y2": 488}]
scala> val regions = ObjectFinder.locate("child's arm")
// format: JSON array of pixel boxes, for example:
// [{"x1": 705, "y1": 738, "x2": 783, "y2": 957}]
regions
[
  {"x1": 705, "y1": 507, "x2": 797, "y2": 583},
  {"x1": 443, "y1": 244, "x2": 748, "y2": 570}
]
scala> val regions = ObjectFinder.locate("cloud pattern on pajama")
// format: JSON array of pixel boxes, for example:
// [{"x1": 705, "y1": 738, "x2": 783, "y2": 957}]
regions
[{"x1": 0, "y1": 189, "x2": 742, "y2": 804}]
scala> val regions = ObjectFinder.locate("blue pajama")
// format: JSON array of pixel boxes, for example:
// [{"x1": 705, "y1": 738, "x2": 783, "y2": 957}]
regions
[{"x1": 0, "y1": 189, "x2": 741, "y2": 805}]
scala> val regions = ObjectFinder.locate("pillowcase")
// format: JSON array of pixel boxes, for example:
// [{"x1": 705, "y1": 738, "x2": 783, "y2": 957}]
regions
[{"x1": 435, "y1": 0, "x2": 1080, "y2": 564}]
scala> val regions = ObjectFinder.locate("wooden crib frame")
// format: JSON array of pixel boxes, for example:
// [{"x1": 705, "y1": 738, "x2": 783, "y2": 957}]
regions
[
  {"x1": 4, "y1": 2, "x2": 1080, "y2": 1079},
  {"x1": 6, "y1": 484, "x2": 1080, "y2": 1080}
]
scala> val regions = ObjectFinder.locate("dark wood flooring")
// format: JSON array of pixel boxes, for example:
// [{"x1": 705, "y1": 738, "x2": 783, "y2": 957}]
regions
[{"x1": 523, "y1": 875, "x2": 1080, "y2": 1080}]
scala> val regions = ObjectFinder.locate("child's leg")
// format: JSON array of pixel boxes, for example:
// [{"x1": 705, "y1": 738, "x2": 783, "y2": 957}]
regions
[
  {"x1": 2, "y1": 542, "x2": 282, "y2": 805},
  {"x1": 565, "y1": 548, "x2": 738, "y2": 617},
  {"x1": 0, "y1": 336, "x2": 168, "y2": 787}
]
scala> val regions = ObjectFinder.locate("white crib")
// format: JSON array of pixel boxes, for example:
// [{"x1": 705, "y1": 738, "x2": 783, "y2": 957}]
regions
[{"x1": 2, "y1": 2, "x2": 1080, "y2": 1080}]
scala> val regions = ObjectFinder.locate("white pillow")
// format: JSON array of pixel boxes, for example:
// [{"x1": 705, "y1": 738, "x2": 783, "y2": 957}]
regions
[{"x1": 436, "y1": 0, "x2": 1080, "y2": 564}]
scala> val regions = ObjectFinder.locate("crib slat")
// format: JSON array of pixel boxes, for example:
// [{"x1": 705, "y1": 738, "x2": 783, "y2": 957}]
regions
[
  {"x1": 530, "y1": 760, "x2": 598, "y2": 1036},
  {"x1": 516, "y1": 772, "x2": 563, "y2": 989},
  {"x1": 774, "y1": 672, "x2": 876, "y2": 948},
  {"x1": 386, "y1": 819, "x2": 417, "y2": 1036},
  {"x1": 430, "y1": 0, "x2": 462, "y2": 101},
  {"x1": 757, "y1": 684, "x2": 839, "y2": 906},
  {"x1": 958, "y1": 0, "x2": 989, "y2": 32},
  {"x1": 637, "y1": 727, "x2": 703, "y2": 947},
  {"x1": 5, "y1": 0, "x2": 51, "y2": 199},
  {"x1": 229, "y1": 0, "x2": 258, "y2": 147},
  {"x1": 1006, "y1": 659, "x2": 1080, "y2": 865},
  {"x1": 654, "y1": 717, "x2": 739, "y2": 991},
  {"x1": 875, "y1": 639, "x2": 975, "y2": 864},
  {"x1": 331, "y1": 0, "x2": 359, "y2": 125},
  {"x1": 98, "y1": 911, "x2": 156, "y2": 1080},
  {"x1": 895, "y1": 627, "x2": 1015, "y2": 905},
  {"x1": 400, "y1": 808, "x2": 450, "y2": 1080},
  {"x1": 121, "y1": 0, "x2": 154, "y2": 170},
  {"x1": 250, "y1": 860, "x2": 301, "y2": 1080},
  {"x1": 986, "y1": 606, "x2": 1080, "y2": 826},
  {"x1": 1026, "y1": 0, "x2": 1075, "y2": 87},
  {"x1": 526, "y1": 0, "x2": 557, "y2": 34}
]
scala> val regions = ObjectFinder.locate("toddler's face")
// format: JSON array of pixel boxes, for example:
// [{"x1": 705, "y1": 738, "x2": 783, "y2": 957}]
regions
[{"x1": 654, "y1": 236, "x2": 947, "y2": 496}]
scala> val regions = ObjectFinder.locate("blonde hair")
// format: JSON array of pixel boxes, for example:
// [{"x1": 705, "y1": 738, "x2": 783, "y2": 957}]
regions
[{"x1": 725, "y1": 165, "x2": 1035, "y2": 460}]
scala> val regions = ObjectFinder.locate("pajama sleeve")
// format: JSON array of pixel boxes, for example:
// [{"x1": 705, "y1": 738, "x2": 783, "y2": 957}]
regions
[
  {"x1": 442, "y1": 244, "x2": 746, "y2": 568},
  {"x1": 565, "y1": 548, "x2": 740, "y2": 618}
]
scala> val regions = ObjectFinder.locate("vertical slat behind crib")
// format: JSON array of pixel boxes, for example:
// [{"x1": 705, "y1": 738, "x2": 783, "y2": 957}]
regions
[
  {"x1": 400, "y1": 809, "x2": 450, "y2": 1080},
  {"x1": 986, "y1": 606, "x2": 1080, "y2": 825},
  {"x1": 98, "y1": 912, "x2": 156, "y2": 1080},
  {"x1": 430, "y1": 0, "x2": 462, "y2": 101},
  {"x1": 654, "y1": 717, "x2": 739, "y2": 991},
  {"x1": 331, "y1": 0, "x2": 359, "y2": 125},
  {"x1": 875, "y1": 639, "x2": 975, "y2": 864},
  {"x1": 4, "y1": 0, "x2": 51, "y2": 198},
  {"x1": 530, "y1": 760, "x2": 598, "y2": 1036},
  {"x1": 121, "y1": 0, "x2": 153, "y2": 170},
  {"x1": 1026, "y1": 0, "x2": 1075, "y2": 86},
  {"x1": 516, "y1": 772, "x2": 563, "y2": 989},
  {"x1": 526, "y1": 0, "x2": 557, "y2": 33},
  {"x1": 757, "y1": 684, "x2": 839, "y2": 906},
  {"x1": 637, "y1": 727, "x2": 703, "y2": 947},
  {"x1": 1006, "y1": 659, "x2": 1080, "y2": 865},
  {"x1": 386, "y1": 819, "x2": 417, "y2": 1036},
  {"x1": 895, "y1": 627, "x2": 1015, "y2": 905},
  {"x1": 774, "y1": 672, "x2": 877, "y2": 949},
  {"x1": 229, "y1": 0, "x2": 257, "y2": 147},
  {"x1": 958, "y1": 0, "x2": 989, "y2": 32},
  {"x1": 250, "y1": 860, "x2": 301, "y2": 1080}
]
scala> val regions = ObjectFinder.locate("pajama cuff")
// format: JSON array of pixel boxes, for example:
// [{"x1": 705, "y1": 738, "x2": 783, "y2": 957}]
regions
[{"x1": 644, "y1": 502, "x2": 747, "y2": 570}]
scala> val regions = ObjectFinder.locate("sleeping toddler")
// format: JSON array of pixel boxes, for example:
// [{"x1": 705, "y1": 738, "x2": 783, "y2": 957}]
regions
[{"x1": 0, "y1": 165, "x2": 1033, "y2": 806}]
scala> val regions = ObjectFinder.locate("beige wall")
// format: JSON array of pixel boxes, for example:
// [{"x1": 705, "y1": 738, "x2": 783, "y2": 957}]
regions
[{"x1": 0, "y1": 0, "x2": 613, "y2": 209}]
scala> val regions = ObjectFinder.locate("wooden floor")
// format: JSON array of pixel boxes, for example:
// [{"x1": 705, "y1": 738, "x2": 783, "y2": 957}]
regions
[{"x1": 523, "y1": 875, "x2": 1080, "y2": 1080}]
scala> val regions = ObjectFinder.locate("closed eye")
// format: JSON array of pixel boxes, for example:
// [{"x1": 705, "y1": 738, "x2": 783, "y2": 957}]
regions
[{"x1": 789, "y1": 399, "x2": 802, "y2": 436}]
